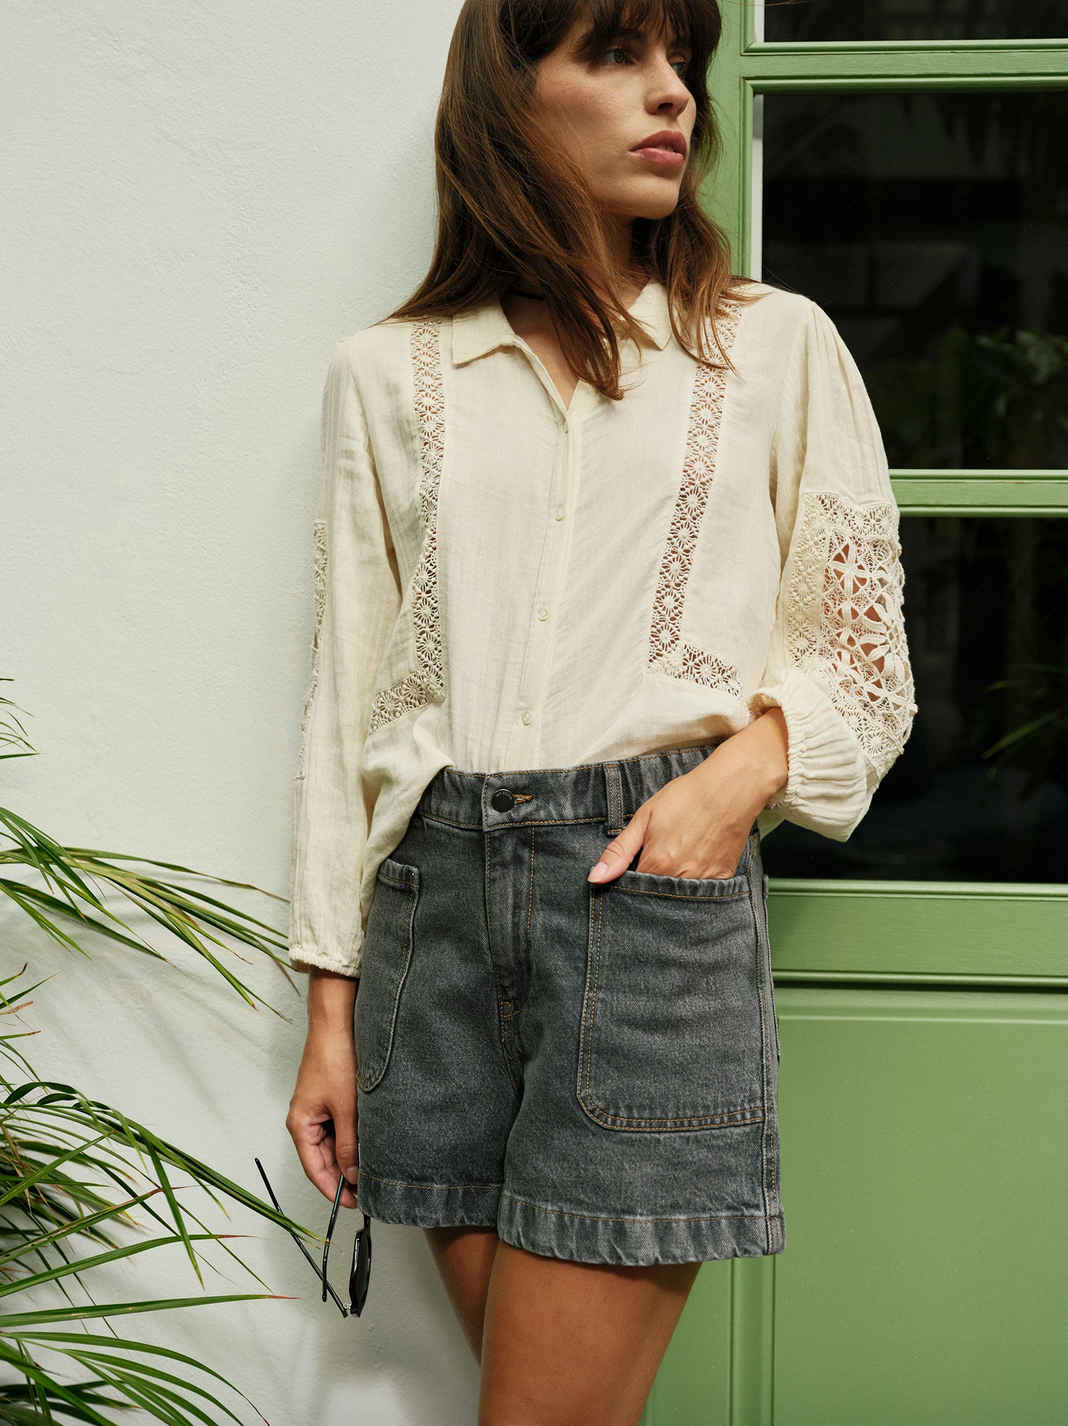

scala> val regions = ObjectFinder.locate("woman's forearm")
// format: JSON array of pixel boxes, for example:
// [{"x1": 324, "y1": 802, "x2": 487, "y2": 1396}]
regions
[
  {"x1": 700, "y1": 706, "x2": 789, "y2": 808},
  {"x1": 306, "y1": 966, "x2": 358, "y2": 1038}
]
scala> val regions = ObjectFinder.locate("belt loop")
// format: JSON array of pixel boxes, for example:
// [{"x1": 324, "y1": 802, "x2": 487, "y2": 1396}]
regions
[{"x1": 603, "y1": 762, "x2": 624, "y2": 836}]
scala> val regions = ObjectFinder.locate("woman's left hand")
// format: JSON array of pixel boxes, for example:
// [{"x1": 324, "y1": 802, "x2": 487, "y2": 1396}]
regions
[{"x1": 587, "y1": 708, "x2": 789, "y2": 884}]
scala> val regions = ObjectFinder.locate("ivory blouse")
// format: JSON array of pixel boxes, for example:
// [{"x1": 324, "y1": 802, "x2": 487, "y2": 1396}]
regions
[{"x1": 289, "y1": 278, "x2": 916, "y2": 977}]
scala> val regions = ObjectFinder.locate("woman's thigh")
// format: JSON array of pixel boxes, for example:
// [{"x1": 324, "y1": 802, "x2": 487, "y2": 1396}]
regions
[
  {"x1": 477, "y1": 1239, "x2": 700, "y2": 1426},
  {"x1": 424, "y1": 1224, "x2": 502, "y2": 1363}
]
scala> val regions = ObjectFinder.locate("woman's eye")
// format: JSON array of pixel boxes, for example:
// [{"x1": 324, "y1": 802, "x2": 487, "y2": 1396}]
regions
[{"x1": 598, "y1": 42, "x2": 689, "y2": 78}]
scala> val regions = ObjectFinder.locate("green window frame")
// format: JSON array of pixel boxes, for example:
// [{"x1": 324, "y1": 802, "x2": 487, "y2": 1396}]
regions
[
  {"x1": 638, "y1": 25, "x2": 1060, "y2": 1426},
  {"x1": 640, "y1": 19, "x2": 1068, "y2": 1425},
  {"x1": 702, "y1": 7, "x2": 1068, "y2": 985}
]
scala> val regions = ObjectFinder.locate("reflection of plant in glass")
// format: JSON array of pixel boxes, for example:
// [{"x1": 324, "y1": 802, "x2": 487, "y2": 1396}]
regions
[
  {"x1": 872, "y1": 326, "x2": 1068, "y2": 470},
  {"x1": 981, "y1": 662, "x2": 1068, "y2": 802},
  {"x1": 1, "y1": 682, "x2": 311, "y2": 1425}
]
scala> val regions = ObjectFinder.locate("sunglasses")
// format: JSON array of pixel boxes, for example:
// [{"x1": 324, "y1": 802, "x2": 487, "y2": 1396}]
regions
[{"x1": 255, "y1": 1157, "x2": 372, "y2": 1317}]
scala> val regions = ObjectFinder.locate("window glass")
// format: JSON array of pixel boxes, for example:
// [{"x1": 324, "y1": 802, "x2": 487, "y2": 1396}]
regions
[
  {"x1": 762, "y1": 90, "x2": 1068, "y2": 469},
  {"x1": 760, "y1": 517, "x2": 1068, "y2": 883},
  {"x1": 763, "y1": 0, "x2": 1067, "y2": 43}
]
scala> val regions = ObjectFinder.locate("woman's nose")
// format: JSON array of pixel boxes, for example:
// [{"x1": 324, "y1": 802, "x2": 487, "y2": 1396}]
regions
[{"x1": 648, "y1": 62, "x2": 691, "y2": 118}]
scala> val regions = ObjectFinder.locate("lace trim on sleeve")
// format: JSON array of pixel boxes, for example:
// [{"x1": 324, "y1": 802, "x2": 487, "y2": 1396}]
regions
[
  {"x1": 368, "y1": 320, "x2": 446, "y2": 735},
  {"x1": 297, "y1": 519, "x2": 328, "y2": 778},
  {"x1": 787, "y1": 491, "x2": 916, "y2": 778},
  {"x1": 646, "y1": 300, "x2": 743, "y2": 699}
]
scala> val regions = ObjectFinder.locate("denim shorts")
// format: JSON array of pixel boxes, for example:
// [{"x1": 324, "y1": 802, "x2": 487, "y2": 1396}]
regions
[{"x1": 353, "y1": 742, "x2": 785, "y2": 1267}]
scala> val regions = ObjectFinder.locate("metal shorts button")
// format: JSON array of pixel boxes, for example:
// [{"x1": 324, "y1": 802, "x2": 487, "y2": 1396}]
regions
[{"x1": 491, "y1": 788, "x2": 516, "y2": 812}]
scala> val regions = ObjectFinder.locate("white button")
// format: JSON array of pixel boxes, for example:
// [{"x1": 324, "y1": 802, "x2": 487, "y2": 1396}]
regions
[
  {"x1": 553, "y1": 505, "x2": 565, "y2": 520},
  {"x1": 537, "y1": 606, "x2": 549, "y2": 620},
  {"x1": 521, "y1": 708, "x2": 532, "y2": 725}
]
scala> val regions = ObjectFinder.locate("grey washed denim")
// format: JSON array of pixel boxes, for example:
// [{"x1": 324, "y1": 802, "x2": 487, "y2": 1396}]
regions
[{"x1": 354, "y1": 743, "x2": 785, "y2": 1266}]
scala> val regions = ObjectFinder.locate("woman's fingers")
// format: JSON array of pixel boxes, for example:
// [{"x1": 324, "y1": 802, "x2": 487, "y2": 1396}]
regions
[
  {"x1": 288, "y1": 1095, "x2": 357, "y2": 1209},
  {"x1": 287, "y1": 1032, "x2": 360, "y2": 1209},
  {"x1": 588, "y1": 807, "x2": 649, "y2": 883},
  {"x1": 287, "y1": 1092, "x2": 359, "y2": 1210},
  {"x1": 589, "y1": 763, "x2": 753, "y2": 882},
  {"x1": 334, "y1": 1113, "x2": 360, "y2": 1192}
]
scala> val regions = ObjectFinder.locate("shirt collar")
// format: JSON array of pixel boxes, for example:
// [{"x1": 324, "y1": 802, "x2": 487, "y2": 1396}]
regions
[
  {"x1": 451, "y1": 278, "x2": 672, "y2": 365},
  {"x1": 625, "y1": 278, "x2": 673, "y2": 351}
]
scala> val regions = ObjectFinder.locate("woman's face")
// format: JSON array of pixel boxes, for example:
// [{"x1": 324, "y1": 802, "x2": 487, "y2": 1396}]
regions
[{"x1": 533, "y1": 17, "x2": 696, "y2": 224}]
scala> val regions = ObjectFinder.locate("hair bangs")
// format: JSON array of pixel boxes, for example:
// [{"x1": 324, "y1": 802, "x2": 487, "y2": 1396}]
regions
[{"x1": 576, "y1": 0, "x2": 721, "y2": 70}]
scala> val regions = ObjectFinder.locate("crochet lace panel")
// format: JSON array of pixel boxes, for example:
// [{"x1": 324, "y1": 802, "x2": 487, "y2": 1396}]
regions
[
  {"x1": 368, "y1": 321, "x2": 445, "y2": 735},
  {"x1": 297, "y1": 519, "x2": 328, "y2": 778},
  {"x1": 646, "y1": 299, "x2": 743, "y2": 699},
  {"x1": 787, "y1": 491, "x2": 916, "y2": 778}
]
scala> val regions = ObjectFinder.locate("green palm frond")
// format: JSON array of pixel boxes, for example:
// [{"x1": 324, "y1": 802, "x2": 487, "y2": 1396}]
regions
[
  {"x1": 0, "y1": 681, "x2": 35, "y2": 762},
  {"x1": 0, "y1": 680, "x2": 319, "y2": 1425},
  {"x1": 0, "y1": 974, "x2": 317, "y2": 1426},
  {"x1": 0, "y1": 811, "x2": 293, "y2": 1016}
]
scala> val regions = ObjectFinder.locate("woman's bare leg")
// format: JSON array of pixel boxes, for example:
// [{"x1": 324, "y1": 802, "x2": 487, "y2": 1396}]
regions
[
  {"x1": 424, "y1": 1225, "x2": 502, "y2": 1362},
  {"x1": 477, "y1": 1240, "x2": 701, "y2": 1426},
  {"x1": 425, "y1": 1225, "x2": 702, "y2": 1424}
]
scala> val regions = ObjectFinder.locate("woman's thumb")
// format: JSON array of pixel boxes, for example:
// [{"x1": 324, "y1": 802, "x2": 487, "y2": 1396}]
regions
[
  {"x1": 334, "y1": 1112, "x2": 359, "y2": 1185},
  {"x1": 587, "y1": 814, "x2": 645, "y2": 884}
]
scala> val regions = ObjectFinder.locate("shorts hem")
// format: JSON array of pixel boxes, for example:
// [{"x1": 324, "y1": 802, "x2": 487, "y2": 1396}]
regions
[
  {"x1": 496, "y1": 1190, "x2": 786, "y2": 1266},
  {"x1": 356, "y1": 1169, "x2": 501, "y2": 1228}
]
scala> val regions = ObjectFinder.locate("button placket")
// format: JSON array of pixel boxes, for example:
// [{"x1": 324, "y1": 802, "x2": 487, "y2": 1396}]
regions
[{"x1": 504, "y1": 348, "x2": 581, "y2": 764}]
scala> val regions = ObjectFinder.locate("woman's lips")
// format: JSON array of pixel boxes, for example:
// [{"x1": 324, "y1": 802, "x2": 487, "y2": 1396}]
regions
[{"x1": 631, "y1": 145, "x2": 686, "y2": 168}]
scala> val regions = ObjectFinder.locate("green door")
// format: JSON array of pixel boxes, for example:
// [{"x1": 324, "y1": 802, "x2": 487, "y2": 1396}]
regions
[{"x1": 644, "y1": 4, "x2": 1068, "y2": 1420}]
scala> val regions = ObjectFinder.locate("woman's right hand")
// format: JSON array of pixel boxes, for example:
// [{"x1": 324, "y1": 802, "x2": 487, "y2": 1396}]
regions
[{"x1": 286, "y1": 967, "x2": 360, "y2": 1210}]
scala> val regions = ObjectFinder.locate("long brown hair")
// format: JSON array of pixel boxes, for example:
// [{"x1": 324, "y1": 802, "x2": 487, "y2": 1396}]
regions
[{"x1": 387, "y1": 0, "x2": 759, "y2": 400}]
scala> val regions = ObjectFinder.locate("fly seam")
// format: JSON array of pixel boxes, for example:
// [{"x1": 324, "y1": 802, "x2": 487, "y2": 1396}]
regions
[
  {"x1": 512, "y1": 824, "x2": 537, "y2": 1018},
  {"x1": 480, "y1": 783, "x2": 522, "y2": 1099}
]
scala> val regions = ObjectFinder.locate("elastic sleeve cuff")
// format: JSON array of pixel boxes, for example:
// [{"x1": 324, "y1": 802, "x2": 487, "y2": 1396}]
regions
[
  {"x1": 748, "y1": 668, "x2": 874, "y2": 841},
  {"x1": 287, "y1": 943, "x2": 361, "y2": 978}
]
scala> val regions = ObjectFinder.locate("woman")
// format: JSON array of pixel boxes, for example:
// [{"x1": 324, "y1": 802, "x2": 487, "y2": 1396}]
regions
[{"x1": 286, "y1": 0, "x2": 916, "y2": 1420}]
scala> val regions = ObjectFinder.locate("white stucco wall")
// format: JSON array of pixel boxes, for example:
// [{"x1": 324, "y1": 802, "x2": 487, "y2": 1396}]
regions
[{"x1": 1, "y1": 2, "x2": 480, "y2": 1421}]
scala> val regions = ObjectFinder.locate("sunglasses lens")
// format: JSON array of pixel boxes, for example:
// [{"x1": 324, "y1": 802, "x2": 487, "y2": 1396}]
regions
[{"x1": 351, "y1": 1225, "x2": 372, "y2": 1316}]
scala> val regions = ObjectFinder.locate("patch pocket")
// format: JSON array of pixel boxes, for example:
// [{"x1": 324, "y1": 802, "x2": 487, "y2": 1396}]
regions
[
  {"x1": 578, "y1": 838, "x2": 764, "y2": 1132},
  {"x1": 355, "y1": 856, "x2": 420, "y2": 1092}
]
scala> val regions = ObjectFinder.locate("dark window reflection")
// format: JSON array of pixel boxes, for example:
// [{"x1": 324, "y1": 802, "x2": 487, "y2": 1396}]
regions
[
  {"x1": 764, "y1": 0, "x2": 1067, "y2": 42},
  {"x1": 762, "y1": 90, "x2": 1068, "y2": 468},
  {"x1": 761, "y1": 517, "x2": 1068, "y2": 883}
]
